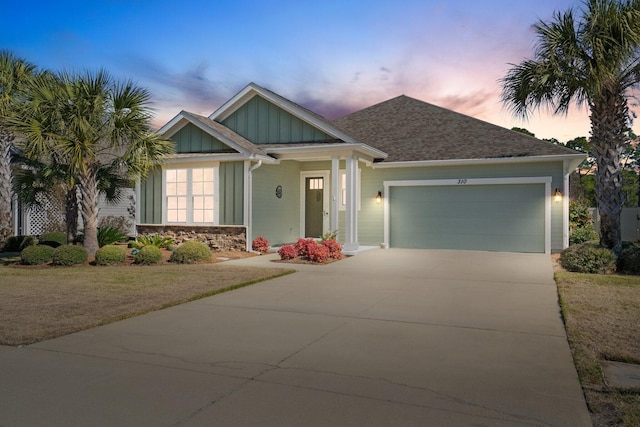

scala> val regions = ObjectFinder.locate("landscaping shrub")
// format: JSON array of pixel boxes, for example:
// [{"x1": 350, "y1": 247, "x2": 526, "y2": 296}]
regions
[
  {"x1": 252, "y1": 236, "x2": 270, "y2": 253},
  {"x1": 306, "y1": 242, "x2": 330, "y2": 263},
  {"x1": 97, "y1": 226, "x2": 128, "y2": 247},
  {"x1": 278, "y1": 244, "x2": 298, "y2": 260},
  {"x1": 617, "y1": 243, "x2": 640, "y2": 275},
  {"x1": 569, "y1": 226, "x2": 598, "y2": 245},
  {"x1": 322, "y1": 238, "x2": 343, "y2": 260},
  {"x1": 559, "y1": 242, "x2": 617, "y2": 274},
  {"x1": 569, "y1": 199, "x2": 594, "y2": 230},
  {"x1": 52, "y1": 244, "x2": 88, "y2": 266},
  {"x1": 98, "y1": 215, "x2": 132, "y2": 235},
  {"x1": 169, "y1": 241, "x2": 211, "y2": 264},
  {"x1": 294, "y1": 238, "x2": 317, "y2": 258},
  {"x1": 95, "y1": 244, "x2": 127, "y2": 266},
  {"x1": 38, "y1": 231, "x2": 68, "y2": 247},
  {"x1": 130, "y1": 234, "x2": 175, "y2": 249},
  {"x1": 20, "y1": 244, "x2": 55, "y2": 265},
  {"x1": 134, "y1": 245, "x2": 163, "y2": 265},
  {"x1": 3, "y1": 235, "x2": 35, "y2": 252}
]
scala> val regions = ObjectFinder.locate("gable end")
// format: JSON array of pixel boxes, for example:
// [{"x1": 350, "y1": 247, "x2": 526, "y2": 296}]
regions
[
  {"x1": 221, "y1": 95, "x2": 334, "y2": 144},
  {"x1": 173, "y1": 123, "x2": 236, "y2": 154}
]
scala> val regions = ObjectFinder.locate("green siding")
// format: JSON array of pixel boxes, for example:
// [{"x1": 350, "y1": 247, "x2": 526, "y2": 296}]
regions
[
  {"x1": 222, "y1": 96, "x2": 333, "y2": 144},
  {"x1": 139, "y1": 168, "x2": 162, "y2": 224},
  {"x1": 173, "y1": 124, "x2": 232, "y2": 153},
  {"x1": 251, "y1": 161, "x2": 301, "y2": 245},
  {"x1": 219, "y1": 162, "x2": 244, "y2": 225},
  {"x1": 389, "y1": 184, "x2": 545, "y2": 252}
]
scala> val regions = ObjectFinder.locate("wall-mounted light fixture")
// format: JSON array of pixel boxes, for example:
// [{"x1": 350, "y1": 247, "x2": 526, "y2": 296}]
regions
[
  {"x1": 553, "y1": 188, "x2": 562, "y2": 203},
  {"x1": 376, "y1": 191, "x2": 383, "y2": 204}
]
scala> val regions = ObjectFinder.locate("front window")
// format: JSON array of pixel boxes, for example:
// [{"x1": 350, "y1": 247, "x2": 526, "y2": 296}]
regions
[{"x1": 165, "y1": 167, "x2": 216, "y2": 224}]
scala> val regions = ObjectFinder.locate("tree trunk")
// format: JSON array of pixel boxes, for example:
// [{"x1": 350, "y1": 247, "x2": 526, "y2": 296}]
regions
[
  {"x1": 79, "y1": 166, "x2": 100, "y2": 257},
  {"x1": 65, "y1": 184, "x2": 78, "y2": 244},
  {"x1": 590, "y1": 89, "x2": 629, "y2": 256},
  {"x1": 0, "y1": 129, "x2": 15, "y2": 248}
]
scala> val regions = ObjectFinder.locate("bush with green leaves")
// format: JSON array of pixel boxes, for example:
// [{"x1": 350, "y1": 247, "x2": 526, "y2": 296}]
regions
[
  {"x1": 169, "y1": 241, "x2": 211, "y2": 264},
  {"x1": 130, "y1": 234, "x2": 175, "y2": 249},
  {"x1": 569, "y1": 226, "x2": 598, "y2": 245},
  {"x1": 20, "y1": 245, "x2": 55, "y2": 265},
  {"x1": 97, "y1": 226, "x2": 128, "y2": 247},
  {"x1": 134, "y1": 245, "x2": 163, "y2": 265},
  {"x1": 38, "y1": 231, "x2": 67, "y2": 248},
  {"x1": 3, "y1": 235, "x2": 35, "y2": 252},
  {"x1": 569, "y1": 199, "x2": 594, "y2": 230},
  {"x1": 617, "y1": 243, "x2": 640, "y2": 275},
  {"x1": 559, "y1": 242, "x2": 617, "y2": 274},
  {"x1": 52, "y1": 244, "x2": 88, "y2": 266},
  {"x1": 95, "y1": 244, "x2": 127, "y2": 266}
]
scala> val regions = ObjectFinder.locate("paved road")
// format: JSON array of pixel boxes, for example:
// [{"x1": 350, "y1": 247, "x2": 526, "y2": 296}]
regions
[{"x1": 0, "y1": 249, "x2": 591, "y2": 426}]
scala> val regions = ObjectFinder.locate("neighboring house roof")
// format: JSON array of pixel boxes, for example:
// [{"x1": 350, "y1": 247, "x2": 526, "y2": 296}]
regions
[{"x1": 332, "y1": 95, "x2": 581, "y2": 163}]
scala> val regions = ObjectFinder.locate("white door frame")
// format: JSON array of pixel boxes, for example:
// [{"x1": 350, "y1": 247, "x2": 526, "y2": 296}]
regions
[{"x1": 300, "y1": 170, "x2": 330, "y2": 238}]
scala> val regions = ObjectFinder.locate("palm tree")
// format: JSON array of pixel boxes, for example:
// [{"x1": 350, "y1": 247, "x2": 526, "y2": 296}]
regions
[
  {"x1": 10, "y1": 69, "x2": 174, "y2": 257},
  {"x1": 501, "y1": 0, "x2": 640, "y2": 256},
  {"x1": 0, "y1": 51, "x2": 35, "y2": 247}
]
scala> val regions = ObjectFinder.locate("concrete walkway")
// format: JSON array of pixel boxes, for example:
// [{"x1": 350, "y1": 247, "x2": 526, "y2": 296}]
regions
[{"x1": 0, "y1": 249, "x2": 591, "y2": 426}]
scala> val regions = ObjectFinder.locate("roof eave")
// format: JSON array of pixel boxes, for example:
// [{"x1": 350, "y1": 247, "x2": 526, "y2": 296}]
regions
[
  {"x1": 371, "y1": 153, "x2": 587, "y2": 168},
  {"x1": 264, "y1": 143, "x2": 388, "y2": 162}
]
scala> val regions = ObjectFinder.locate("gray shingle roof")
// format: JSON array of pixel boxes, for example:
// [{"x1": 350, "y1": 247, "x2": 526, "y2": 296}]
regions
[{"x1": 332, "y1": 95, "x2": 580, "y2": 163}]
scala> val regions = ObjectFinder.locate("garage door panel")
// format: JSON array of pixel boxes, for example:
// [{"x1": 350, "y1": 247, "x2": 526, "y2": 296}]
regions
[{"x1": 389, "y1": 184, "x2": 545, "y2": 253}]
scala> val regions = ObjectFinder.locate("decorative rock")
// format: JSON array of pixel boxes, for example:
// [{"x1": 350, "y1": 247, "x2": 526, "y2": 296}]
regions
[{"x1": 136, "y1": 225, "x2": 246, "y2": 251}]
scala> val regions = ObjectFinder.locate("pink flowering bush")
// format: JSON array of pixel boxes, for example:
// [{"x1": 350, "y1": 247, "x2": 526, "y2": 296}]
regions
[
  {"x1": 322, "y1": 238, "x2": 343, "y2": 260},
  {"x1": 306, "y1": 242, "x2": 330, "y2": 263},
  {"x1": 278, "y1": 244, "x2": 298, "y2": 260},
  {"x1": 294, "y1": 238, "x2": 316, "y2": 258},
  {"x1": 252, "y1": 236, "x2": 270, "y2": 253}
]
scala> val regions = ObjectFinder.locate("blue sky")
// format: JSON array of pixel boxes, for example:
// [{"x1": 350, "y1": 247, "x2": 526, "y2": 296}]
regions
[{"x1": 2, "y1": 0, "x2": 623, "y2": 141}]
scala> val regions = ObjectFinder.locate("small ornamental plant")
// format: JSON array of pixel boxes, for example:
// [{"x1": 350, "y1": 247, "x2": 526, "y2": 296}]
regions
[
  {"x1": 20, "y1": 244, "x2": 55, "y2": 265},
  {"x1": 294, "y1": 238, "x2": 317, "y2": 258},
  {"x1": 52, "y1": 244, "x2": 88, "y2": 266},
  {"x1": 134, "y1": 245, "x2": 163, "y2": 265},
  {"x1": 95, "y1": 244, "x2": 127, "y2": 266},
  {"x1": 169, "y1": 241, "x2": 211, "y2": 264},
  {"x1": 321, "y1": 238, "x2": 343, "y2": 260},
  {"x1": 306, "y1": 242, "x2": 330, "y2": 263},
  {"x1": 278, "y1": 244, "x2": 298, "y2": 260},
  {"x1": 252, "y1": 236, "x2": 270, "y2": 253}
]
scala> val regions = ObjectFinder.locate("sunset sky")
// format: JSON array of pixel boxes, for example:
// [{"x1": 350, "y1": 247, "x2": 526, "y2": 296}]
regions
[{"x1": 2, "y1": 0, "x2": 630, "y2": 142}]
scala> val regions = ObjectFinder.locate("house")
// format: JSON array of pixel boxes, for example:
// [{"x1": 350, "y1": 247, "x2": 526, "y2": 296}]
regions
[{"x1": 136, "y1": 83, "x2": 585, "y2": 254}]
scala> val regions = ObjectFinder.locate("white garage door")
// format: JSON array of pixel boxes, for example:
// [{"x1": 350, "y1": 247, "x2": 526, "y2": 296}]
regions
[{"x1": 388, "y1": 183, "x2": 547, "y2": 253}]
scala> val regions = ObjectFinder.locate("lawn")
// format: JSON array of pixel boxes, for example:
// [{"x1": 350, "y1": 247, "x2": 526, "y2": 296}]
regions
[
  {"x1": 0, "y1": 260, "x2": 293, "y2": 346},
  {"x1": 556, "y1": 271, "x2": 640, "y2": 426}
]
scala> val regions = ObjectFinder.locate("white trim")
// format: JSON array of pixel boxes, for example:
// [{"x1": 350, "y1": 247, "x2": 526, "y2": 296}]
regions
[
  {"x1": 383, "y1": 176, "x2": 552, "y2": 254},
  {"x1": 338, "y1": 169, "x2": 362, "y2": 211},
  {"x1": 161, "y1": 165, "x2": 219, "y2": 226},
  {"x1": 134, "y1": 178, "x2": 141, "y2": 236},
  {"x1": 299, "y1": 170, "x2": 330, "y2": 238},
  {"x1": 331, "y1": 157, "x2": 339, "y2": 233},
  {"x1": 563, "y1": 160, "x2": 571, "y2": 249},
  {"x1": 371, "y1": 154, "x2": 585, "y2": 169},
  {"x1": 264, "y1": 143, "x2": 386, "y2": 162},
  {"x1": 343, "y1": 156, "x2": 359, "y2": 251}
]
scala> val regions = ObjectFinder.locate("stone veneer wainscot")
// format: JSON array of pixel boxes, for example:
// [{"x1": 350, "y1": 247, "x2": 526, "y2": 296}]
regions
[{"x1": 136, "y1": 225, "x2": 246, "y2": 251}]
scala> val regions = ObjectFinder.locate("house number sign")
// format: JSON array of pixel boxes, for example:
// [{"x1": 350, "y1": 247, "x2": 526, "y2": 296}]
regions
[
  {"x1": 275, "y1": 185, "x2": 283, "y2": 198},
  {"x1": 457, "y1": 179, "x2": 468, "y2": 184}
]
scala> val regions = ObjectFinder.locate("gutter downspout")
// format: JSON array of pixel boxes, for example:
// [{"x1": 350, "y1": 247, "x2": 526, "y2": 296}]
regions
[{"x1": 246, "y1": 160, "x2": 263, "y2": 252}]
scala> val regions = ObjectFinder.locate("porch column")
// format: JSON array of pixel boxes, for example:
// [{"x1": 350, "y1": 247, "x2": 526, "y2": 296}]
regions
[
  {"x1": 344, "y1": 155, "x2": 359, "y2": 251},
  {"x1": 331, "y1": 157, "x2": 340, "y2": 233}
]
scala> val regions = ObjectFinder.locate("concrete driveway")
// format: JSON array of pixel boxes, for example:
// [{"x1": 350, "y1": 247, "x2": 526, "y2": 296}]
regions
[{"x1": 0, "y1": 249, "x2": 591, "y2": 426}]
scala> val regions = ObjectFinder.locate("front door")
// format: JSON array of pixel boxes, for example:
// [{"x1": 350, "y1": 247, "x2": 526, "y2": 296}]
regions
[{"x1": 305, "y1": 177, "x2": 324, "y2": 238}]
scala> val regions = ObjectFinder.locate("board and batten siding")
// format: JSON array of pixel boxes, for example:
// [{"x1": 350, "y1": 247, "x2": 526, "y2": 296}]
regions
[
  {"x1": 251, "y1": 161, "x2": 301, "y2": 245},
  {"x1": 139, "y1": 167, "x2": 162, "y2": 224},
  {"x1": 173, "y1": 123, "x2": 230, "y2": 153},
  {"x1": 222, "y1": 96, "x2": 333, "y2": 144},
  {"x1": 139, "y1": 162, "x2": 244, "y2": 226},
  {"x1": 219, "y1": 162, "x2": 244, "y2": 225}
]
